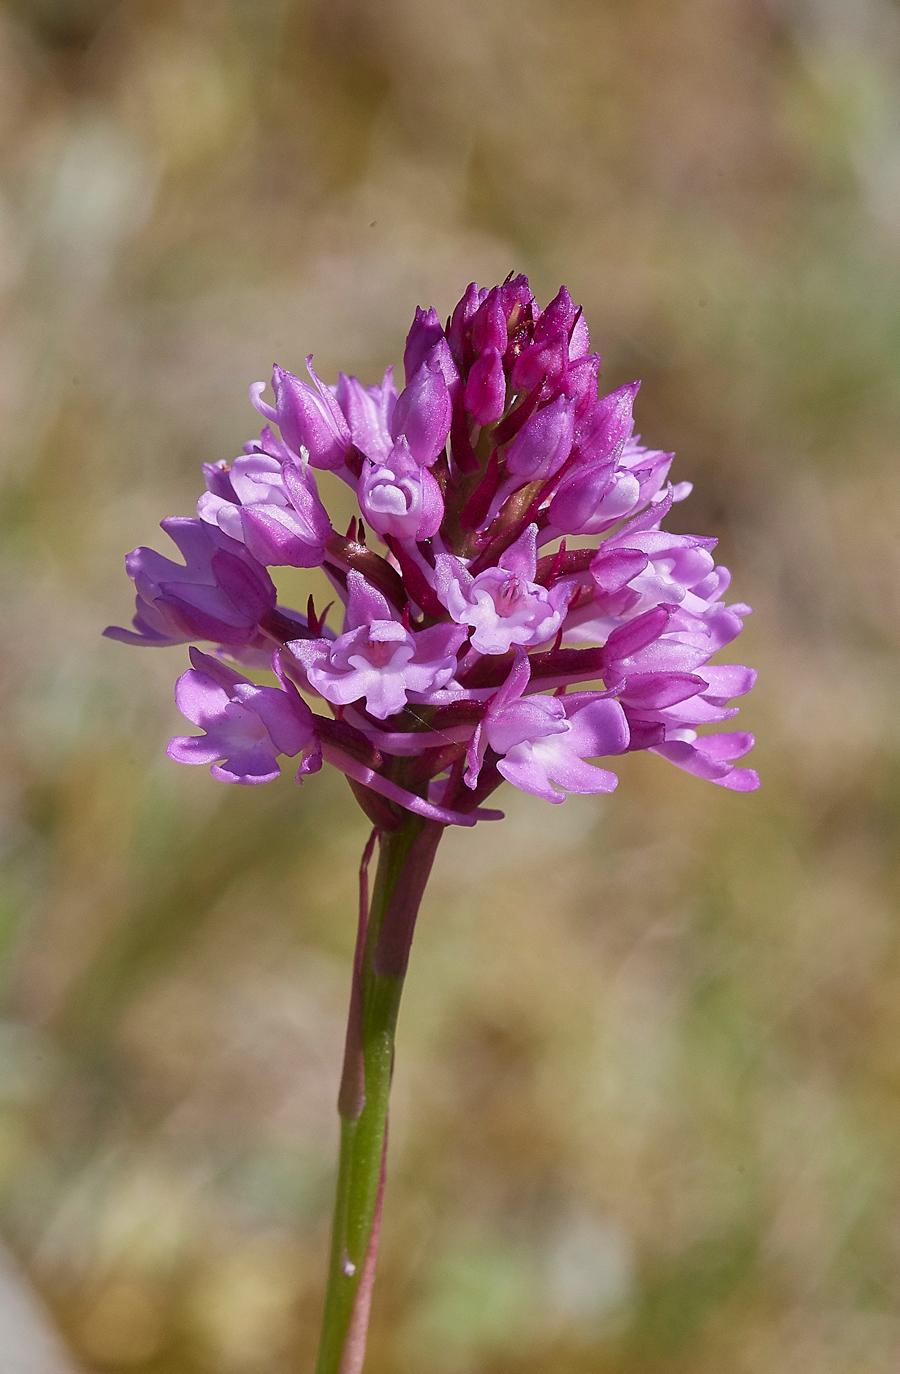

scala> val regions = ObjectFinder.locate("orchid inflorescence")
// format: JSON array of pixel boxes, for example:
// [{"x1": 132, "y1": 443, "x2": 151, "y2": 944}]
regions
[{"x1": 106, "y1": 275, "x2": 758, "y2": 829}]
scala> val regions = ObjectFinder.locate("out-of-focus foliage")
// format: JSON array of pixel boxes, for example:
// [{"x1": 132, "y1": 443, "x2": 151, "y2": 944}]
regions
[{"x1": 1, "y1": 0, "x2": 899, "y2": 1369}]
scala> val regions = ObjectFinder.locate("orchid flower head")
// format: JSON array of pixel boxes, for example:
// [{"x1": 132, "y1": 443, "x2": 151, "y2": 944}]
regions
[{"x1": 108, "y1": 277, "x2": 758, "y2": 822}]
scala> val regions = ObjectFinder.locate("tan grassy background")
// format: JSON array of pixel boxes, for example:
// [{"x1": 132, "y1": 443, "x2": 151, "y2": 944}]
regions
[{"x1": 1, "y1": 1, "x2": 899, "y2": 1370}]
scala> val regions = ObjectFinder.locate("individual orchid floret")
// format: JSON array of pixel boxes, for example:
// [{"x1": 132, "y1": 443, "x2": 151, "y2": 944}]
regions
[
  {"x1": 463, "y1": 346, "x2": 506, "y2": 425},
  {"x1": 599, "y1": 605, "x2": 709, "y2": 678},
  {"x1": 509, "y1": 285, "x2": 590, "y2": 393},
  {"x1": 426, "y1": 337, "x2": 462, "y2": 401},
  {"x1": 256, "y1": 361, "x2": 351, "y2": 471},
  {"x1": 435, "y1": 524, "x2": 571, "y2": 656},
  {"x1": 197, "y1": 451, "x2": 332, "y2": 568},
  {"x1": 601, "y1": 529, "x2": 717, "y2": 615},
  {"x1": 497, "y1": 272, "x2": 534, "y2": 326},
  {"x1": 562, "y1": 495, "x2": 730, "y2": 645},
  {"x1": 470, "y1": 288, "x2": 508, "y2": 355},
  {"x1": 576, "y1": 382, "x2": 640, "y2": 466},
  {"x1": 546, "y1": 414, "x2": 683, "y2": 545},
  {"x1": 333, "y1": 368, "x2": 397, "y2": 464},
  {"x1": 357, "y1": 437, "x2": 444, "y2": 540},
  {"x1": 532, "y1": 286, "x2": 582, "y2": 353},
  {"x1": 447, "y1": 281, "x2": 486, "y2": 358},
  {"x1": 613, "y1": 666, "x2": 748, "y2": 745},
  {"x1": 167, "y1": 648, "x2": 321, "y2": 784},
  {"x1": 289, "y1": 571, "x2": 468, "y2": 720},
  {"x1": 609, "y1": 666, "x2": 759, "y2": 791},
  {"x1": 390, "y1": 351, "x2": 454, "y2": 466},
  {"x1": 590, "y1": 600, "x2": 757, "y2": 787},
  {"x1": 510, "y1": 325, "x2": 568, "y2": 393},
  {"x1": 544, "y1": 383, "x2": 642, "y2": 535},
  {"x1": 562, "y1": 347, "x2": 601, "y2": 408},
  {"x1": 403, "y1": 308, "x2": 448, "y2": 385},
  {"x1": 104, "y1": 518, "x2": 277, "y2": 648},
  {"x1": 652, "y1": 729, "x2": 758, "y2": 791},
  {"x1": 618, "y1": 435, "x2": 682, "y2": 508},
  {"x1": 548, "y1": 464, "x2": 641, "y2": 536},
  {"x1": 465, "y1": 650, "x2": 628, "y2": 802},
  {"x1": 505, "y1": 393, "x2": 576, "y2": 484}
]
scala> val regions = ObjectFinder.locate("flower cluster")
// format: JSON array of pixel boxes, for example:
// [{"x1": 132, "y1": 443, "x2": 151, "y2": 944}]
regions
[{"x1": 106, "y1": 277, "x2": 758, "y2": 827}]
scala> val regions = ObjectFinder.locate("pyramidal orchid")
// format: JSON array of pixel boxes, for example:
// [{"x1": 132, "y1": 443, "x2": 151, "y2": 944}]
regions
[{"x1": 106, "y1": 277, "x2": 757, "y2": 1372}]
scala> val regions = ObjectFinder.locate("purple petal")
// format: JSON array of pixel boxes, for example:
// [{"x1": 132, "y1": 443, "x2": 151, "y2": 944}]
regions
[
  {"x1": 173, "y1": 669, "x2": 231, "y2": 728},
  {"x1": 154, "y1": 600, "x2": 253, "y2": 646},
  {"x1": 390, "y1": 354, "x2": 453, "y2": 466},
  {"x1": 590, "y1": 547, "x2": 649, "y2": 593},
  {"x1": 233, "y1": 682, "x2": 315, "y2": 756},
  {"x1": 547, "y1": 465, "x2": 617, "y2": 535},
  {"x1": 187, "y1": 647, "x2": 249, "y2": 691},
  {"x1": 617, "y1": 672, "x2": 707, "y2": 709},
  {"x1": 498, "y1": 524, "x2": 539, "y2": 580},
  {"x1": 492, "y1": 646, "x2": 532, "y2": 713},
  {"x1": 403, "y1": 307, "x2": 447, "y2": 384},
  {"x1": 471, "y1": 288, "x2": 508, "y2": 354},
  {"x1": 335, "y1": 372, "x2": 393, "y2": 461},
  {"x1": 576, "y1": 381, "x2": 639, "y2": 465},
  {"x1": 697, "y1": 665, "x2": 757, "y2": 700},
  {"x1": 412, "y1": 621, "x2": 469, "y2": 664},
  {"x1": 281, "y1": 463, "x2": 332, "y2": 536},
  {"x1": 209, "y1": 550, "x2": 276, "y2": 620},
  {"x1": 166, "y1": 734, "x2": 228, "y2": 765},
  {"x1": 103, "y1": 617, "x2": 185, "y2": 647},
  {"x1": 543, "y1": 752, "x2": 619, "y2": 794},
  {"x1": 239, "y1": 504, "x2": 329, "y2": 569},
  {"x1": 531, "y1": 285, "x2": 577, "y2": 348},
  {"x1": 712, "y1": 768, "x2": 760, "y2": 791},
  {"x1": 694, "y1": 730, "x2": 755, "y2": 761},
  {"x1": 202, "y1": 460, "x2": 237, "y2": 501},
  {"x1": 447, "y1": 282, "x2": 483, "y2": 358},
  {"x1": 650, "y1": 740, "x2": 731, "y2": 781},
  {"x1": 563, "y1": 698, "x2": 630, "y2": 758},
  {"x1": 603, "y1": 606, "x2": 671, "y2": 663},
  {"x1": 497, "y1": 748, "x2": 566, "y2": 803},
  {"x1": 506, "y1": 394, "x2": 575, "y2": 483},
  {"x1": 158, "y1": 516, "x2": 226, "y2": 569},
  {"x1": 464, "y1": 347, "x2": 506, "y2": 424},
  {"x1": 510, "y1": 331, "x2": 568, "y2": 392},
  {"x1": 210, "y1": 748, "x2": 282, "y2": 785},
  {"x1": 344, "y1": 570, "x2": 395, "y2": 630},
  {"x1": 272, "y1": 362, "x2": 350, "y2": 470},
  {"x1": 619, "y1": 639, "x2": 711, "y2": 674},
  {"x1": 487, "y1": 696, "x2": 568, "y2": 756},
  {"x1": 568, "y1": 311, "x2": 591, "y2": 360}
]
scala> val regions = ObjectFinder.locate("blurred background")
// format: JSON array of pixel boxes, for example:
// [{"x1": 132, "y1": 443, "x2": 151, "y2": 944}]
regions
[{"x1": 0, "y1": 0, "x2": 899, "y2": 1369}]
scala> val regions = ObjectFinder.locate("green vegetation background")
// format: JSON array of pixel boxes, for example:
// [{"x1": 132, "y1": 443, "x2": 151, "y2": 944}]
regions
[{"x1": 1, "y1": 1, "x2": 898, "y2": 1369}]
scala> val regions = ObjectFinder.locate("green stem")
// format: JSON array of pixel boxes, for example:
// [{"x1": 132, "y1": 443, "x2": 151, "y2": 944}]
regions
[{"x1": 315, "y1": 814, "x2": 444, "y2": 1374}]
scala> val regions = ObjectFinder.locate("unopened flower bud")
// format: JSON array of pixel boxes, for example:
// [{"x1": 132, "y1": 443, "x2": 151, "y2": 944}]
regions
[
  {"x1": 270, "y1": 361, "x2": 350, "y2": 470},
  {"x1": 391, "y1": 353, "x2": 453, "y2": 466},
  {"x1": 505, "y1": 393, "x2": 575, "y2": 482},
  {"x1": 471, "y1": 287, "x2": 508, "y2": 354},
  {"x1": 463, "y1": 347, "x2": 506, "y2": 425},
  {"x1": 403, "y1": 307, "x2": 446, "y2": 384}
]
